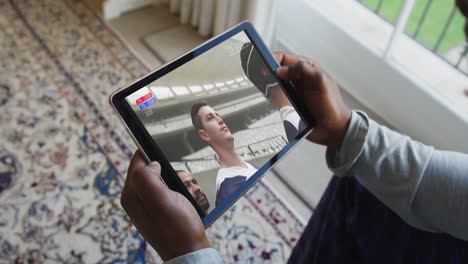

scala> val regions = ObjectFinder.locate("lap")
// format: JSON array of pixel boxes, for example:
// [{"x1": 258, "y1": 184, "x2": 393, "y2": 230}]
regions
[{"x1": 288, "y1": 175, "x2": 468, "y2": 264}]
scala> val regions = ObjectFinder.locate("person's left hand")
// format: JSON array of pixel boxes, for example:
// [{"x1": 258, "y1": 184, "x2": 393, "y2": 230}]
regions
[{"x1": 121, "y1": 150, "x2": 211, "y2": 261}]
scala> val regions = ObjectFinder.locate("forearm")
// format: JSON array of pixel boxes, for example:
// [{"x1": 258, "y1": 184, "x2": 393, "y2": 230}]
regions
[{"x1": 327, "y1": 111, "x2": 468, "y2": 240}]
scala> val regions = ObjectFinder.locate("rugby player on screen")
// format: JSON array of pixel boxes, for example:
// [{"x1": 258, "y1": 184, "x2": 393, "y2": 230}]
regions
[
  {"x1": 190, "y1": 102, "x2": 257, "y2": 207},
  {"x1": 189, "y1": 42, "x2": 306, "y2": 207}
]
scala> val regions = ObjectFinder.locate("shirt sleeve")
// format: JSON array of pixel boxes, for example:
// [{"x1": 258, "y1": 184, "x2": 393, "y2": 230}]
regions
[
  {"x1": 326, "y1": 110, "x2": 468, "y2": 241},
  {"x1": 164, "y1": 248, "x2": 223, "y2": 264},
  {"x1": 215, "y1": 176, "x2": 246, "y2": 207}
]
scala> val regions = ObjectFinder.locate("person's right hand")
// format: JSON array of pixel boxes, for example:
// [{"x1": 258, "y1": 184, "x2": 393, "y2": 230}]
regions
[
  {"x1": 121, "y1": 151, "x2": 211, "y2": 261},
  {"x1": 274, "y1": 52, "x2": 352, "y2": 150}
]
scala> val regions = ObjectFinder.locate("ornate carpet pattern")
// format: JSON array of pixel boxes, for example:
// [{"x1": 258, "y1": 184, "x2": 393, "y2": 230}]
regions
[{"x1": 0, "y1": 0, "x2": 304, "y2": 263}]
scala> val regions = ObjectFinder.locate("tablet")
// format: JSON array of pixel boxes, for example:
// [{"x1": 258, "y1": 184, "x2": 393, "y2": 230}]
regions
[{"x1": 110, "y1": 21, "x2": 312, "y2": 227}]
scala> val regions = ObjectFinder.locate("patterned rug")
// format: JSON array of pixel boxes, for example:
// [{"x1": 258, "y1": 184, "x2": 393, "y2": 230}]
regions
[{"x1": 0, "y1": 0, "x2": 304, "y2": 262}]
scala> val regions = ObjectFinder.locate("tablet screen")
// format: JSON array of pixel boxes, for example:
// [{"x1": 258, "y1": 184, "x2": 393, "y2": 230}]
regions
[{"x1": 124, "y1": 31, "x2": 307, "y2": 215}]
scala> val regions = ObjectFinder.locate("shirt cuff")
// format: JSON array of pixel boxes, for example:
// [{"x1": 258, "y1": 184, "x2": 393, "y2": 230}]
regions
[
  {"x1": 164, "y1": 248, "x2": 223, "y2": 264},
  {"x1": 326, "y1": 110, "x2": 369, "y2": 176}
]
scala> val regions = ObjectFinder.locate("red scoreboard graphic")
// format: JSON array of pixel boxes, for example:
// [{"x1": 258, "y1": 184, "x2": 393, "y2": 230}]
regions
[{"x1": 135, "y1": 92, "x2": 156, "y2": 110}]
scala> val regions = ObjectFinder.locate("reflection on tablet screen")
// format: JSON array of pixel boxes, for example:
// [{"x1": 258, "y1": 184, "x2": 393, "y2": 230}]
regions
[{"x1": 125, "y1": 31, "x2": 306, "y2": 214}]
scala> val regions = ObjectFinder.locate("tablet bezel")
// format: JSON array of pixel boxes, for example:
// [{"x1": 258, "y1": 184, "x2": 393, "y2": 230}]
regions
[{"x1": 110, "y1": 21, "x2": 312, "y2": 228}]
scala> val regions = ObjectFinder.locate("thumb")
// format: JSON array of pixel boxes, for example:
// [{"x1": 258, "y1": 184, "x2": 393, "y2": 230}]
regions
[
  {"x1": 131, "y1": 161, "x2": 171, "y2": 207},
  {"x1": 147, "y1": 161, "x2": 161, "y2": 175}
]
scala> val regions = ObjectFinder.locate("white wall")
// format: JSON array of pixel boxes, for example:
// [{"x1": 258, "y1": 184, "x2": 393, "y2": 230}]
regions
[
  {"x1": 103, "y1": 0, "x2": 167, "y2": 19},
  {"x1": 274, "y1": 0, "x2": 468, "y2": 154}
]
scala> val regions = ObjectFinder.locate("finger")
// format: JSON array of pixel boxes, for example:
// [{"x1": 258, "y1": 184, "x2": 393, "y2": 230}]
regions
[
  {"x1": 122, "y1": 160, "x2": 178, "y2": 256},
  {"x1": 276, "y1": 66, "x2": 289, "y2": 79},
  {"x1": 130, "y1": 161, "x2": 172, "y2": 209},
  {"x1": 128, "y1": 150, "x2": 148, "y2": 176},
  {"x1": 121, "y1": 177, "x2": 153, "y2": 237},
  {"x1": 275, "y1": 53, "x2": 302, "y2": 67},
  {"x1": 130, "y1": 165, "x2": 202, "y2": 252},
  {"x1": 122, "y1": 151, "x2": 145, "y2": 212},
  {"x1": 275, "y1": 52, "x2": 318, "y2": 66},
  {"x1": 277, "y1": 60, "x2": 322, "y2": 84},
  {"x1": 122, "y1": 153, "x2": 152, "y2": 217},
  {"x1": 273, "y1": 52, "x2": 283, "y2": 63}
]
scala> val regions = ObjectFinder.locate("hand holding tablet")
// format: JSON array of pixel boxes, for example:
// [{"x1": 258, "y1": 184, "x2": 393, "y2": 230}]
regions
[
  {"x1": 115, "y1": 22, "x2": 352, "y2": 260},
  {"x1": 121, "y1": 151, "x2": 211, "y2": 261},
  {"x1": 111, "y1": 21, "x2": 313, "y2": 227},
  {"x1": 274, "y1": 53, "x2": 351, "y2": 150}
]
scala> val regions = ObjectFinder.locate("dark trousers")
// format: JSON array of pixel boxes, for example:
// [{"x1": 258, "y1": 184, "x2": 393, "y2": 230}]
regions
[{"x1": 288, "y1": 175, "x2": 468, "y2": 264}]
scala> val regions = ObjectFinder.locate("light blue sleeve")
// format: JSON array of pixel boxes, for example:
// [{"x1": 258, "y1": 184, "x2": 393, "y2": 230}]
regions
[
  {"x1": 326, "y1": 110, "x2": 468, "y2": 241},
  {"x1": 164, "y1": 248, "x2": 223, "y2": 264}
]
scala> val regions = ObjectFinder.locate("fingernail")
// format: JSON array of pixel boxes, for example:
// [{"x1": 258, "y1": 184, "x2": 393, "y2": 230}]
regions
[
  {"x1": 148, "y1": 161, "x2": 161, "y2": 169},
  {"x1": 276, "y1": 67, "x2": 288, "y2": 77}
]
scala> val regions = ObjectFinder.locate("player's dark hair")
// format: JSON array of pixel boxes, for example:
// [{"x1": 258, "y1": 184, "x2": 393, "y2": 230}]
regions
[{"x1": 190, "y1": 102, "x2": 208, "y2": 130}]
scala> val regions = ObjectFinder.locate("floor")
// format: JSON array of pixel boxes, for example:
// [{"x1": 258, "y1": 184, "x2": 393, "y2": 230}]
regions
[
  {"x1": 1, "y1": 1, "x2": 310, "y2": 262},
  {"x1": 105, "y1": 4, "x2": 388, "y2": 221}
]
